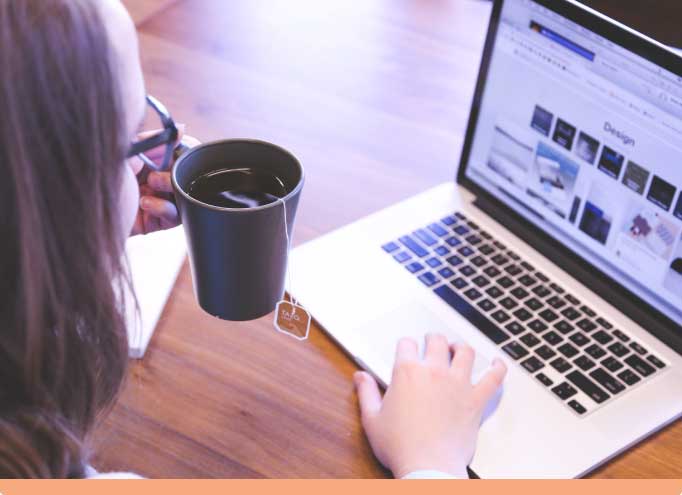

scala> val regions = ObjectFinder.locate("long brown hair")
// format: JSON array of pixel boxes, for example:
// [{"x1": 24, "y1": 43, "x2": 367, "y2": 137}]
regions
[{"x1": 0, "y1": 0, "x2": 130, "y2": 478}]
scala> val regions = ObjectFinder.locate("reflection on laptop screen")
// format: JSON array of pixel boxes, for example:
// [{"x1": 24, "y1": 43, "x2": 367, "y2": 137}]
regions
[{"x1": 465, "y1": 0, "x2": 682, "y2": 324}]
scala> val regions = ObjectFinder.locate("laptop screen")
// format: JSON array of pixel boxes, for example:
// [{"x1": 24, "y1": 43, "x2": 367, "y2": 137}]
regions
[{"x1": 464, "y1": 0, "x2": 682, "y2": 325}]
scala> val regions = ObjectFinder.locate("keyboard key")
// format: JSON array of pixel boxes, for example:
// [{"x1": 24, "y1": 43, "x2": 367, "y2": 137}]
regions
[
  {"x1": 502, "y1": 341, "x2": 529, "y2": 360},
  {"x1": 596, "y1": 317, "x2": 613, "y2": 329},
  {"x1": 558, "y1": 343, "x2": 579, "y2": 359},
  {"x1": 532, "y1": 285, "x2": 551, "y2": 298},
  {"x1": 393, "y1": 251, "x2": 412, "y2": 263},
  {"x1": 550, "y1": 357, "x2": 572, "y2": 373},
  {"x1": 590, "y1": 368, "x2": 625, "y2": 395},
  {"x1": 483, "y1": 266, "x2": 501, "y2": 278},
  {"x1": 507, "y1": 251, "x2": 521, "y2": 261},
  {"x1": 459, "y1": 265, "x2": 476, "y2": 277},
  {"x1": 454, "y1": 225, "x2": 470, "y2": 235},
  {"x1": 580, "y1": 305, "x2": 596, "y2": 318},
  {"x1": 466, "y1": 234, "x2": 483, "y2": 245},
  {"x1": 568, "y1": 400, "x2": 587, "y2": 415},
  {"x1": 470, "y1": 255, "x2": 488, "y2": 268},
  {"x1": 497, "y1": 276, "x2": 515, "y2": 289},
  {"x1": 565, "y1": 294, "x2": 580, "y2": 305},
  {"x1": 629, "y1": 342, "x2": 647, "y2": 355},
  {"x1": 454, "y1": 212, "x2": 467, "y2": 220},
  {"x1": 434, "y1": 245, "x2": 450, "y2": 257},
  {"x1": 577, "y1": 319, "x2": 597, "y2": 332},
  {"x1": 446, "y1": 236, "x2": 462, "y2": 247},
  {"x1": 542, "y1": 330, "x2": 563, "y2": 345},
  {"x1": 612, "y1": 329, "x2": 629, "y2": 342},
  {"x1": 536, "y1": 345, "x2": 556, "y2": 360},
  {"x1": 569, "y1": 332, "x2": 589, "y2": 347},
  {"x1": 536, "y1": 272, "x2": 549, "y2": 282},
  {"x1": 520, "y1": 333, "x2": 541, "y2": 348},
  {"x1": 382, "y1": 242, "x2": 400, "y2": 253},
  {"x1": 624, "y1": 355, "x2": 656, "y2": 377},
  {"x1": 428, "y1": 223, "x2": 449, "y2": 237},
  {"x1": 505, "y1": 264, "x2": 522, "y2": 276},
  {"x1": 550, "y1": 282, "x2": 565, "y2": 293},
  {"x1": 520, "y1": 261, "x2": 535, "y2": 272},
  {"x1": 511, "y1": 287, "x2": 529, "y2": 300},
  {"x1": 414, "y1": 229, "x2": 437, "y2": 246},
  {"x1": 418, "y1": 272, "x2": 439, "y2": 287},
  {"x1": 479, "y1": 244, "x2": 495, "y2": 256},
  {"x1": 477, "y1": 299, "x2": 496, "y2": 312},
  {"x1": 458, "y1": 246, "x2": 475, "y2": 257},
  {"x1": 524, "y1": 298, "x2": 543, "y2": 311},
  {"x1": 566, "y1": 370, "x2": 610, "y2": 404},
  {"x1": 513, "y1": 308, "x2": 533, "y2": 322},
  {"x1": 426, "y1": 257, "x2": 442, "y2": 268},
  {"x1": 447, "y1": 255, "x2": 463, "y2": 267},
  {"x1": 539, "y1": 309, "x2": 559, "y2": 323},
  {"x1": 607, "y1": 342, "x2": 629, "y2": 358},
  {"x1": 505, "y1": 321, "x2": 525, "y2": 335},
  {"x1": 547, "y1": 296, "x2": 566, "y2": 309},
  {"x1": 647, "y1": 355, "x2": 666, "y2": 369},
  {"x1": 528, "y1": 319, "x2": 549, "y2": 333},
  {"x1": 491, "y1": 254, "x2": 509, "y2": 265},
  {"x1": 472, "y1": 275, "x2": 490, "y2": 288},
  {"x1": 618, "y1": 368, "x2": 641, "y2": 386},
  {"x1": 491, "y1": 310, "x2": 511, "y2": 324},
  {"x1": 433, "y1": 285, "x2": 510, "y2": 344},
  {"x1": 493, "y1": 240, "x2": 506, "y2": 250},
  {"x1": 536, "y1": 373, "x2": 554, "y2": 387},
  {"x1": 585, "y1": 344, "x2": 607, "y2": 359},
  {"x1": 521, "y1": 356, "x2": 545, "y2": 373},
  {"x1": 451, "y1": 277, "x2": 468, "y2": 289},
  {"x1": 552, "y1": 382, "x2": 578, "y2": 400},
  {"x1": 466, "y1": 220, "x2": 479, "y2": 230},
  {"x1": 518, "y1": 274, "x2": 537, "y2": 287},
  {"x1": 561, "y1": 308, "x2": 580, "y2": 321},
  {"x1": 406, "y1": 262, "x2": 424, "y2": 273},
  {"x1": 554, "y1": 320, "x2": 574, "y2": 335},
  {"x1": 438, "y1": 267, "x2": 455, "y2": 279},
  {"x1": 575, "y1": 355, "x2": 596, "y2": 371},
  {"x1": 480, "y1": 230, "x2": 492, "y2": 240},
  {"x1": 485, "y1": 286, "x2": 504, "y2": 299},
  {"x1": 602, "y1": 357, "x2": 624, "y2": 372},
  {"x1": 441, "y1": 215, "x2": 456, "y2": 226},
  {"x1": 399, "y1": 235, "x2": 429, "y2": 257},
  {"x1": 593, "y1": 330, "x2": 614, "y2": 345},
  {"x1": 500, "y1": 297, "x2": 518, "y2": 310},
  {"x1": 463, "y1": 287, "x2": 482, "y2": 301}
]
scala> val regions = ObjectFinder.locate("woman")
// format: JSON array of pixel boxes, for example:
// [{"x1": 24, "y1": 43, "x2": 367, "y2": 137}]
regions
[{"x1": 0, "y1": 0, "x2": 506, "y2": 478}]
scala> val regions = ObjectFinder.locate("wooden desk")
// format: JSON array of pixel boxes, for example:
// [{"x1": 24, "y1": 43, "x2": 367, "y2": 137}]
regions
[{"x1": 94, "y1": 0, "x2": 682, "y2": 478}]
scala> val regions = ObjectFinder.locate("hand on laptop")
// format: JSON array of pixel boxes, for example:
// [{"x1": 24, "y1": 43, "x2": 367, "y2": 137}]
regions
[
  {"x1": 131, "y1": 128, "x2": 201, "y2": 236},
  {"x1": 354, "y1": 334, "x2": 507, "y2": 478}
]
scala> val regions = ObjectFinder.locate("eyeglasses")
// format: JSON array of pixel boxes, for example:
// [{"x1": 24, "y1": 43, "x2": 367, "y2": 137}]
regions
[{"x1": 126, "y1": 95, "x2": 179, "y2": 172}]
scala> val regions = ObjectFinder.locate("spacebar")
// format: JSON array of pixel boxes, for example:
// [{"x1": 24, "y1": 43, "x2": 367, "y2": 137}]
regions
[{"x1": 433, "y1": 285, "x2": 510, "y2": 344}]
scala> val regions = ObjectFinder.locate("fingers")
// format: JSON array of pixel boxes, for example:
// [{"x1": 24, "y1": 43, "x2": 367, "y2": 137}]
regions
[
  {"x1": 424, "y1": 333, "x2": 450, "y2": 366},
  {"x1": 354, "y1": 371, "x2": 383, "y2": 425},
  {"x1": 147, "y1": 171, "x2": 174, "y2": 193},
  {"x1": 394, "y1": 337, "x2": 418, "y2": 365},
  {"x1": 140, "y1": 196, "x2": 179, "y2": 224},
  {"x1": 473, "y1": 358, "x2": 507, "y2": 407},
  {"x1": 450, "y1": 343, "x2": 475, "y2": 380}
]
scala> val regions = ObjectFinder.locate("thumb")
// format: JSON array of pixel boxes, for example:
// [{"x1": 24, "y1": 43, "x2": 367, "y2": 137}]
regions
[{"x1": 354, "y1": 371, "x2": 382, "y2": 426}]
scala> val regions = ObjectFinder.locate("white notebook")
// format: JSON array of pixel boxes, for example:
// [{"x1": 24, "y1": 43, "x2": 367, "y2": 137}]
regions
[{"x1": 124, "y1": 226, "x2": 187, "y2": 358}]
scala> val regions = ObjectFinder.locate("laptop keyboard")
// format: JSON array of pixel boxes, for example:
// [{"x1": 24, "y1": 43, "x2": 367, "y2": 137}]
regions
[{"x1": 382, "y1": 211, "x2": 667, "y2": 417}]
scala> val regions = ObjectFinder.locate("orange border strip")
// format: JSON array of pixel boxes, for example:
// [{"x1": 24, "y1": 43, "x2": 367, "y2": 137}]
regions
[{"x1": 1, "y1": 480, "x2": 682, "y2": 495}]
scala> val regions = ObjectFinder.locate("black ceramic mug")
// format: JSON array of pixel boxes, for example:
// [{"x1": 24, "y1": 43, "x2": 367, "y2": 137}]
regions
[{"x1": 172, "y1": 139, "x2": 304, "y2": 321}]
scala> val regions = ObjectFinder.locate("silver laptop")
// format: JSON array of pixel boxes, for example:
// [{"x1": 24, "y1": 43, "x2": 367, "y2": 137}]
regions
[{"x1": 291, "y1": 0, "x2": 682, "y2": 478}]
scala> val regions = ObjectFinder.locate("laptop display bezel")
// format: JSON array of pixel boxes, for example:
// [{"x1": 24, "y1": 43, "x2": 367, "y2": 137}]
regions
[{"x1": 457, "y1": 0, "x2": 682, "y2": 351}]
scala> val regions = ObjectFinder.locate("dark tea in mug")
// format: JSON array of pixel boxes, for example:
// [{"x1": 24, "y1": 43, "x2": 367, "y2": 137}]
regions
[{"x1": 188, "y1": 167, "x2": 288, "y2": 208}]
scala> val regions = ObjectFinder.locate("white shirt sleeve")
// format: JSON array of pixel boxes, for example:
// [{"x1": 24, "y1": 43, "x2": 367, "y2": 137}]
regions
[{"x1": 402, "y1": 469, "x2": 467, "y2": 479}]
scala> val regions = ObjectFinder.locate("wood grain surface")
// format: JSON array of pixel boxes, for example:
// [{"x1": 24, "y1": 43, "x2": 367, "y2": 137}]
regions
[{"x1": 96, "y1": 0, "x2": 682, "y2": 478}]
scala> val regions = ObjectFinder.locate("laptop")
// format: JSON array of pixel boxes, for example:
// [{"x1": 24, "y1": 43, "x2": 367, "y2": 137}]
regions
[{"x1": 291, "y1": 0, "x2": 682, "y2": 478}]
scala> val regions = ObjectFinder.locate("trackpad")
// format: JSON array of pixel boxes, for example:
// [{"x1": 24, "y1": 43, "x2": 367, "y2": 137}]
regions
[{"x1": 352, "y1": 301, "x2": 492, "y2": 386}]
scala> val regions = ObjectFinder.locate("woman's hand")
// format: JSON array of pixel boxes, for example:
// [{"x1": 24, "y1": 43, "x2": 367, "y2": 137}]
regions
[
  {"x1": 130, "y1": 130, "x2": 201, "y2": 236},
  {"x1": 354, "y1": 334, "x2": 507, "y2": 478}
]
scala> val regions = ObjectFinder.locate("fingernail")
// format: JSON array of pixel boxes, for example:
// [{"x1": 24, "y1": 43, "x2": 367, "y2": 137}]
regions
[
  {"x1": 353, "y1": 371, "x2": 364, "y2": 385},
  {"x1": 140, "y1": 197, "x2": 151, "y2": 210}
]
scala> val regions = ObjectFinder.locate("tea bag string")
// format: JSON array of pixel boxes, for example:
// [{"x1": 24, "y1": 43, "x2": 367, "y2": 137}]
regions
[{"x1": 279, "y1": 197, "x2": 297, "y2": 308}]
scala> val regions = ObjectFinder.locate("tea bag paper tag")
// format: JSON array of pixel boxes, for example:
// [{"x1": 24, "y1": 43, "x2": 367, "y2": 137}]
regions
[{"x1": 275, "y1": 300, "x2": 311, "y2": 341}]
